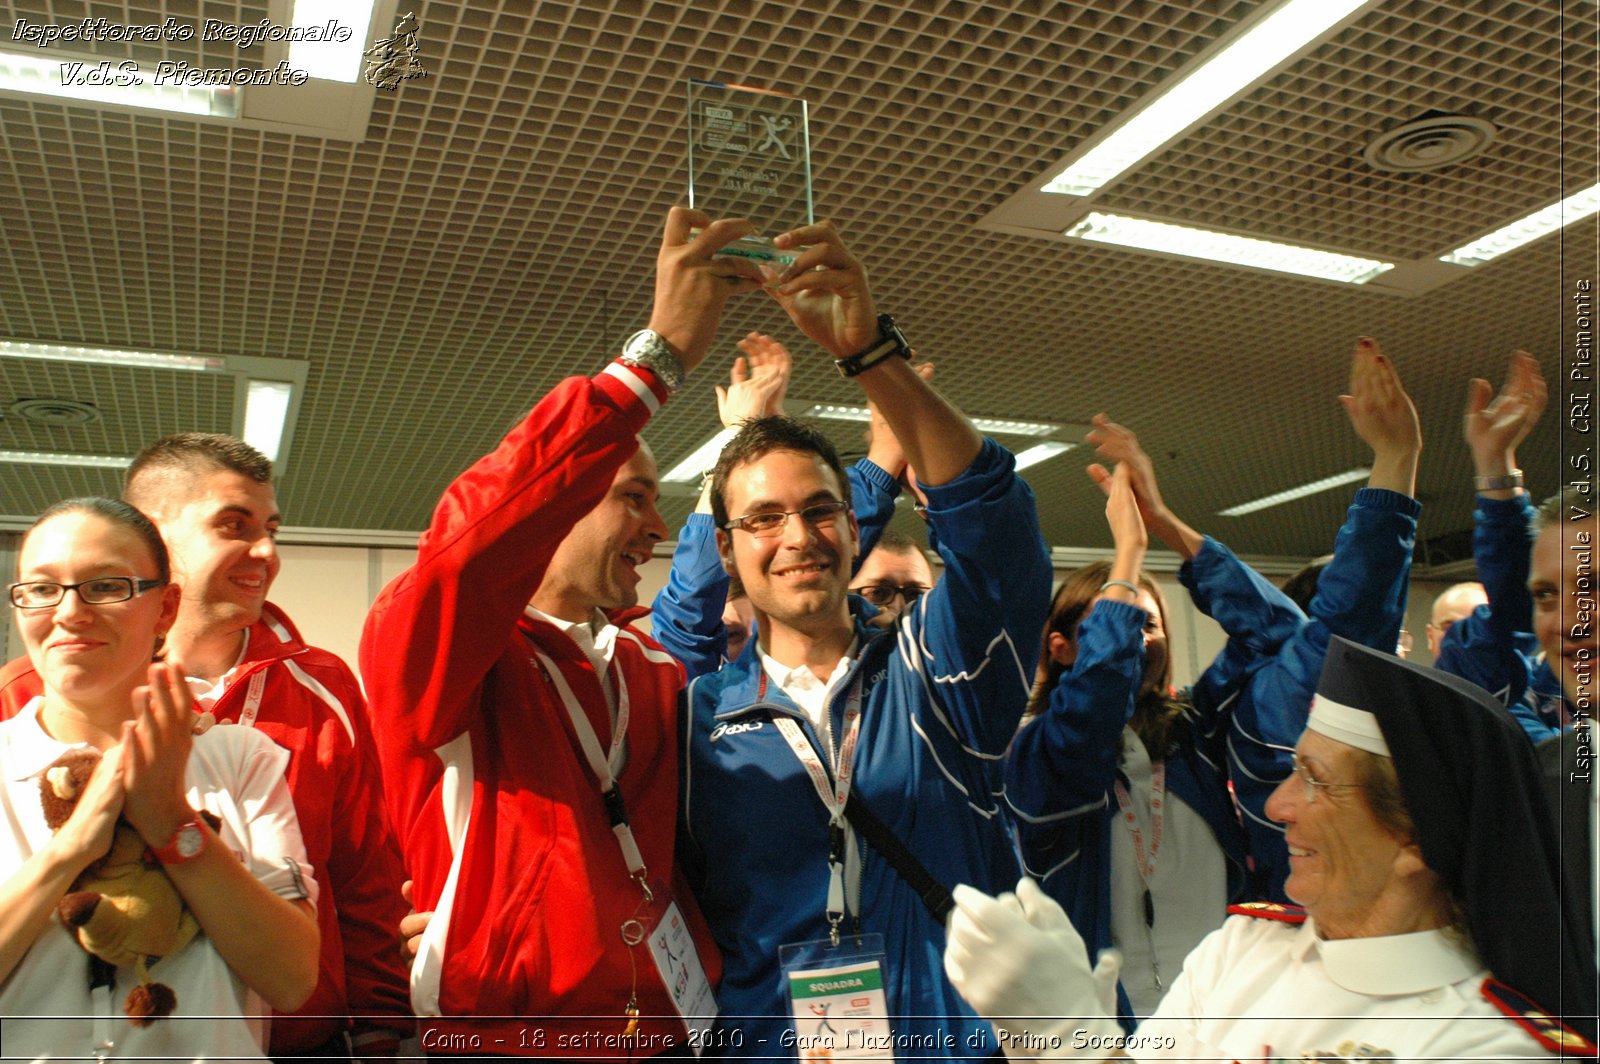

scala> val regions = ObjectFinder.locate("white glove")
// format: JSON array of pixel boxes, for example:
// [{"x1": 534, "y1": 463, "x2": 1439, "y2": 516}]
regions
[
  {"x1": 1015, "y1": 879, "x2": 1124, "y2": 1019},
  {"x1": 945, "y1": 878, "x2": 1124, "y2": 1060}
]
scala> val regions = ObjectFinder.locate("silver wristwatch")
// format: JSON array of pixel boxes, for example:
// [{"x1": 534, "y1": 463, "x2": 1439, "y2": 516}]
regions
[{"x1": 620, "y1": 329, "x2": 685, "y2": 393}]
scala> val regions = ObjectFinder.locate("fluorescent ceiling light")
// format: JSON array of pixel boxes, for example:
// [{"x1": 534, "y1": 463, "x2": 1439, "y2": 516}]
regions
[
  {"x1": 662, "y1": 427, "x2": 739, "y2": 483},
  {"x1": 1065, "y1": 212, "x2": 1393, "y2": 284},
  {"x1": 1043, "y1": 0, "x2": 1372, "y2": 196},
  {"x1": 1013, "y1": 441, "x2": 1076, "y2": 471},
  {"x1": 802, "y1": 403, "x2": 1062, "y2": 438},
  {"x1": 243, "y1": 380, "x2": 295, "y2": 462},
  {"x1": 290, "y1": 0, "x2": 377, "y2": 82},
  {"x1": 1217, "y1": 468, "x2": 1370, "y2": 517},
  {"x1": 0, "y1": 449, "x2": 131, "y2": 469},
  {"x1": 802, "y1": 403, "x2": 874, "y2": 424},
  {"x1": 0, "y1": 49, "x2": 239, "y2": 117},
  {"x1": 0, "y1": 339, "x2": 223, "y2": 371},
  {"x1": 1440, "y1": 183, "x2": 1600, "y2": 267}
]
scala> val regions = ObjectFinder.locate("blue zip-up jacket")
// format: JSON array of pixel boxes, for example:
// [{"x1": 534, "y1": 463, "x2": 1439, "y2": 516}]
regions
[
  {"x1": 1435, "y1": 492, "x2": 1568, "y2": 742},
  {"x1": 678, "y1": 439, "x2": 1049, "y2": 1058},
  {"x1": 1005, "y1": 540, "x2": 1295, "y2": 1025},
  {"x1": 652, "y1": 458, "x2": 901, "y2": 679},
  {"x1": 1006, "y1": 487, "x2": 1421, "y2": 1006},
  {"x1": 1219, "y1": 487, "x2": 1420, "y2": 899}
]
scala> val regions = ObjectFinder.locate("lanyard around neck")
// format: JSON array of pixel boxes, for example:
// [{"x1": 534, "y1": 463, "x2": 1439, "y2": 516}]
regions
[
  {"x1": 762, "y1": 668, "x2": 866, "y2": 943},
  {"x1": 1113, "y1": 761, "x2": 1166, "y2": 885},
  {"x1": 532, "y1": 646, "x2": 649, "y2": 901}
]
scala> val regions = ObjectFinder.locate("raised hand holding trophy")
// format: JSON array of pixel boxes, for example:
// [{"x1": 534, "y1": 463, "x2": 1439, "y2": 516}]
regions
[{"x1": 687, "y1": 79, "x2": 813, "y2": 266}]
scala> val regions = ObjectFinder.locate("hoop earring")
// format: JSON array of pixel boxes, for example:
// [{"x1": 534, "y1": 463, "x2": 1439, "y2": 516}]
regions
[{"x1": 153, "y1": 631, "x2": 168, "y2": 661}]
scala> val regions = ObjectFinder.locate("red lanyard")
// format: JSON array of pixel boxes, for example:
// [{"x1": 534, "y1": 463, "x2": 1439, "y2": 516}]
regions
[{"x1": 1112, "y1": 762, "x2": 1166, "y2": 885}]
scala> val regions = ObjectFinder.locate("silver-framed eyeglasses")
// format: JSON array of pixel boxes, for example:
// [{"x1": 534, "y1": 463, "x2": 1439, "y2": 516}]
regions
[
  {"x1": 9, "y1": 576, "x2": 167, "y2": 609},
  {"x1": 1290, "y1": 752, "x2": 1366, "y2": 804},
  {"x1": 722, "y1": 499, "x2": 849, "y2": 537}
]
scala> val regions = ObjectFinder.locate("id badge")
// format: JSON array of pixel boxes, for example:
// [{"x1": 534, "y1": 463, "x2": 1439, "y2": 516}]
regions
[
  {"x1": 780, "y1": 935, "x2": 894, "y2": 1062},
  {"x1": 647, "y1": 900, "x2": 717, "y2": 1056}
]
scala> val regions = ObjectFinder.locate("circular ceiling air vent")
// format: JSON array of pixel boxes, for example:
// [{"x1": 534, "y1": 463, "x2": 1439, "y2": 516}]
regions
[
  {"x1": 10, "y1": 397, "x2": 101, "y2": 426},
  {"x1": 1362, "y1": 114, "x2": 1497, "y2": 173}
]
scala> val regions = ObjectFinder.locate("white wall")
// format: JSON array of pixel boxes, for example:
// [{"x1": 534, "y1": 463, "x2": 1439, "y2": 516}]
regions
[{"x1": 0, "y1": 531, "x2": 1465, "y2": 684}]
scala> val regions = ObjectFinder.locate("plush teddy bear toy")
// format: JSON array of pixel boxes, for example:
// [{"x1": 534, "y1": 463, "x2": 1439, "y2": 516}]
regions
[{"x1": 38, "y1": 747, "x2": 219, "y2": 1026}]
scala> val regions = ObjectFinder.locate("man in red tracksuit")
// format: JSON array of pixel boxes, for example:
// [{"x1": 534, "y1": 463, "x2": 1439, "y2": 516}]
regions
[
  {"x1": 0, "y1": 433, "x2": 412, "y2": 1060},
  {"x1": 360, "y1": 209, "x2": 763, "y2": 1055}
]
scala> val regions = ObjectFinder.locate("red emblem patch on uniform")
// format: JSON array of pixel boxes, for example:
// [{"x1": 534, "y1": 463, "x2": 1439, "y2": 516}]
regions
[
  {"x1": 1481, "y1": 978, "x2": 1598, "y2": 1056},
  {"x1": 1226, "y1": 901, "x2": 1307, "y2": 924}
]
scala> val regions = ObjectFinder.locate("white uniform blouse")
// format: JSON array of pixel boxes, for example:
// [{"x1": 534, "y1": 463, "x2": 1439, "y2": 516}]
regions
[{"x1": 1132, "y1": 911, "x2": 1556, "y2": 1061}]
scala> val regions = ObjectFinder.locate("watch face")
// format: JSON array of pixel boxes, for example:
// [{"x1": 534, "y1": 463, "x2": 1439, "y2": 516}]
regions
[
  {"x1": 175, "y1": 823, "x2": 203, "y2": 858},
  {"x1": 623, "y1": 329, "x2": 658, "y2": 360},
  {"x1": 620, "y1": 329, "x2": 682, "y2": 389}
]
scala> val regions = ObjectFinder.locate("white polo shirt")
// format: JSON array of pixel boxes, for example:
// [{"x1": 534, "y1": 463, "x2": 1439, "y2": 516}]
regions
[{"x1": 0, "y1": 699, "x2": 315, "y2": 1061}]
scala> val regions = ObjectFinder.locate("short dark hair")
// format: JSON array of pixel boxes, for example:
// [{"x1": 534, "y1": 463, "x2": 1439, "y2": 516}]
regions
[
  {"x1": 1535, "y1": 486, "x2": 1590, "y2": 535},
  {"x1": 125, "y1": 433, "x2": 271, "y2": 511},
  {"x1": 24, "y1": 497, "x2": 170, "y2": 585},
  {"x1": 709, "y1": 416, "x2": 853, "y2": 528},
  {"x1": 873, "y1": 528, "x2": 936, "y2": 568}
]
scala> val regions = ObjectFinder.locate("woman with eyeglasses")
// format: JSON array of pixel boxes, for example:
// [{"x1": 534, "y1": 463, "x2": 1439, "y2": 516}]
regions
[
  {"x1": 950, "y1": 637, "x2": 1595, "y2": 1059},
  {"x1": 0, "y1": 497, "x2": 317, "y2": 1059},
  {"x1": 1005, "y1": 340, "x2": 1428, "y2": 1024}
]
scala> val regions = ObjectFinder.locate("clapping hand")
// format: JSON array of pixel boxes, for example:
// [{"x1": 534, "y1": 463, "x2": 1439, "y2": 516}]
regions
[
  {"x1": 120, "y1": 660, "x2": 200, "y2": 848},
  {"x1": 1339, "y1": 337, "x2": 1421, "y2": 497},
  {"x1": 717, "y1": 333, "x2": 793, "y2": 427},
  {"x1": 1464, "y1": 350, "x2": 1546, "y2": 478}
]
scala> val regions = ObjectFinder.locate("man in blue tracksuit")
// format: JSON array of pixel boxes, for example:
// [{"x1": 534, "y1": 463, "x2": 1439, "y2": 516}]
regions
[
  {"x1": 676, "y1": 222, "x2": 1050, "y2": 1058},
  {"x1": 653, "y1": 454, "x2": 899, "y2": 681}
]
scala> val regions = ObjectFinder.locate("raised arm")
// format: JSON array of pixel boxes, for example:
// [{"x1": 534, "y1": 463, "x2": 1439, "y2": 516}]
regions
[
  {"x1": 1007, "y1": 465, "x2": 1151, "y2": 875},
  {"x1": 1227, "y1": 338, "x2": 1423, "y2": 899},
  {"x1": 771, "y1": 222, "x2": 981, "y2": 483},
  {"x1": 1088, "y1": 416, "x2": 1304, "y2": 653},
  {"x1": 1437, "y1": 352, "x2": 1549, "y2": 720},
  {"x1": 1463, "y1": 351, "x2": 1546, "y2": 638},
  {"x1": 770, "y1": 221, "x2": 1049, "y2": 752},
  {"x1": 362, "y1": 210, "x2": 763, "y2": 749}
]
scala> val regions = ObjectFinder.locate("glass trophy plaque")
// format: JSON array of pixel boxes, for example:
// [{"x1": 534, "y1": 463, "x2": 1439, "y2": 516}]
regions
[{"x1": 687, "y1": 79, "x2": 813, "y2": 266}]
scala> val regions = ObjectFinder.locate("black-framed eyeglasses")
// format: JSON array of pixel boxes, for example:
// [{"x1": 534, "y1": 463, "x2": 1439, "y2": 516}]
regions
[
  {"x1": 1290, "y1": 752, "x2": 1366, "y2": 804},
  {"x1": 722, "y1": 499, "x2": 849, "y2": 537},
  {"x1": 9, "y1": 576, "x2": 167, "y2": 609},
  {"x1": 850, "y1": 583, "x2": 930, "y2": 608}
]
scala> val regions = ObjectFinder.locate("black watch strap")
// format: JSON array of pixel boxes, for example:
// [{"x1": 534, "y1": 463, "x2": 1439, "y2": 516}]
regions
[{"x1": 834, "y1": 314, "x2": 910, "y2": 377}]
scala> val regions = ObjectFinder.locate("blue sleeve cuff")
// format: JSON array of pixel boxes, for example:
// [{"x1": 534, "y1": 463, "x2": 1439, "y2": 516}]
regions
[
  {"x1": 1177, "y1": 536, "x2": 1227, "y2": 592},
  {"x1": 1476, "y1": 492, "x2": 1536, "y2": 521},
  {"x1": 1352, "y1": 486, "x2": 1421, "y2": 517},
  {"x1": 1082, "y1": 598, "x2": 1150, "y2": 633},
  {"x1": 852, "y1": 457, "x2": 901, "y2": 499}
]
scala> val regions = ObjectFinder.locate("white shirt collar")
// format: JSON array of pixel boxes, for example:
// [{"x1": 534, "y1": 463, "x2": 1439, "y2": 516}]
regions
[
  {"x1": 186, "y1": 628, "x2": 251, "y2": 709},
  {"x1": 525, "y1": 605, "x2": 620, "y2": 709},
  {"x1": 4, "y1": 697, "x2": 90, "y2": 783},
  {"x1": 524, "y1": 606, "x2": 616, "y2": 651},
  {"x1": 1295, "y1": 918, "x2": 1484, "y2": 995},
  {"x1": 759, "y1": 639, "x2": 860, "y2": 729}
]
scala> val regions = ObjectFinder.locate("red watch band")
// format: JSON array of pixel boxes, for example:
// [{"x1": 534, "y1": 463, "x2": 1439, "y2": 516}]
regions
[{"x1": 149, "y1": 816, "x2": 207, "y2": 865}]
